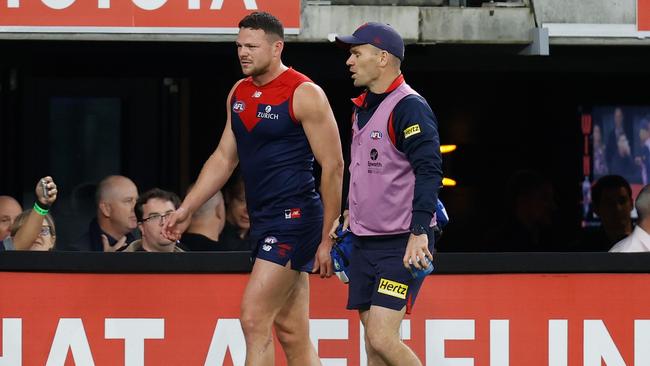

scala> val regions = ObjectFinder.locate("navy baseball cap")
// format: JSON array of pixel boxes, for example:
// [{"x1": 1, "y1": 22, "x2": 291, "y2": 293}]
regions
[{"x1": 335, "y1": 22, "x2": 405, "y2": 61}]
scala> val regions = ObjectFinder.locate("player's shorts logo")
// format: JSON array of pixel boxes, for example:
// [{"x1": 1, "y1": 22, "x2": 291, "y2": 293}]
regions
[
  {"x1": 262, "y1": 244, "x2": 272, "y2": 252},
  {"x1": 264, "y1": 236, "x2": 278, "y2": 244},
  {"x1": 233, "y1": 101, "x2": 246, "y2": 113},
  {"x1": 277, "y1": 243, "x2": 292, "y2": 258},
  {"x1": 284, "y1": 208, "x2": 302, "y2": 219},
  {"x1": 370, "y1": 131, "x2": 383, "y2": 140},
  {"x1": 377, "y1": 278, "x2": 408, "y2": 299}
]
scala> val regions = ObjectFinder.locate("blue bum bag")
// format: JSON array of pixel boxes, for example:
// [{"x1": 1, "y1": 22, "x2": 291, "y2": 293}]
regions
[{"x1": 330, "y1": 223, "x2": 354, "y2": 284}]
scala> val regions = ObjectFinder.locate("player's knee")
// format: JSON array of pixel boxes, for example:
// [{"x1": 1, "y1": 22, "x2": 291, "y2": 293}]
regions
[
  {"x1": 274, "y1": 318, "x2": 302, "y2": 348},
  {"x1": 240, "y1": 308, "x2": 268, "y2": 337},
  {"x1": 275, "y1": 327, "x2": 298, "y2": 349},
  {"x1": 365, "y1": 327, "x2": 397, "y2": 354}
]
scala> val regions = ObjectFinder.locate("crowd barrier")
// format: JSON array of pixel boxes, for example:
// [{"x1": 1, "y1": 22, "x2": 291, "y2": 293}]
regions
[{"x1": 2, "y1": 251, "x2": 650, "y2": 365}]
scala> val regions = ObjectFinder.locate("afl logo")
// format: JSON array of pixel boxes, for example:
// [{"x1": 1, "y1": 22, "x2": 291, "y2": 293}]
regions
[
  {"x1": 265, "y1": 105, "x2": 272, "y2": 113},
  {"x1": 233, "y1": 101, "x2": 246, "y2": 113},
  {"x1": 370, "y1": 131, "x2": 383, "y2": 140}
]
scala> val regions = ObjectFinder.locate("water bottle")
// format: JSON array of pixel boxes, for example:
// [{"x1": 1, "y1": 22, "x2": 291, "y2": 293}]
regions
[{"x1": 408, "y1": 256, "x2": 434, "y2": 279}]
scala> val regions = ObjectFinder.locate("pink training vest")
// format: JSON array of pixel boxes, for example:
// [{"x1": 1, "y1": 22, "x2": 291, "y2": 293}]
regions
[{"x1": 349, "y1": 82, "x2": 435, "y2": 236}]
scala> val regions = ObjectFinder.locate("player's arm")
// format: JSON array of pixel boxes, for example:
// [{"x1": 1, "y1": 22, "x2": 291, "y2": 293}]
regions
[
  {"x1": 294, "y1": 82, "x2": 344, "y2": 278},
  {"x1": 163, "y1": 81, "x2": 242, "y2": 240}
]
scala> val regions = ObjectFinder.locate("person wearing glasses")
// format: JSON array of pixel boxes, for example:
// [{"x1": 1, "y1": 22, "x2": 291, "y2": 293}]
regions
[
  {"x1": 123, "y1": 188, "x2": 184, "y2": 252},
  {"x1": 3, "y1": 176, "x2": 58, "y2": 251}
]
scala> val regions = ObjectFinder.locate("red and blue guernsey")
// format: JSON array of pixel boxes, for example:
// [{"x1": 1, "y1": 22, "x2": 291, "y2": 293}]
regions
[{"x1": 230, "y1": 68, "x2": 323, "y2": 237}]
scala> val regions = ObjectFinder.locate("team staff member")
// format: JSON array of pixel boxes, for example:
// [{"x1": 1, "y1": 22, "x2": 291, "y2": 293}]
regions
[
  {"x1": 332, "y1": 22, "x2": 442, "y2": 366},
  {"x1": 164, "y1": 12, "x2": 343, "y2": 366}
]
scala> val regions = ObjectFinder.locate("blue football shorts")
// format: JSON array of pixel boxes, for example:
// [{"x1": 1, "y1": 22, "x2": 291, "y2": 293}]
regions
[
  {"x1": 251, "y1": 220, "x2": 323, "y2": 272},
  {"x1": 347, "y1": 229, "x2": 434, "y2": 314}
]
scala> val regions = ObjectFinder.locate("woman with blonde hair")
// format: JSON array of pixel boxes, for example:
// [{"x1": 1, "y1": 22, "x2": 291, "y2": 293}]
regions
[{"x1": 4, "y1": 176, "x2": 58, "y2": 251}]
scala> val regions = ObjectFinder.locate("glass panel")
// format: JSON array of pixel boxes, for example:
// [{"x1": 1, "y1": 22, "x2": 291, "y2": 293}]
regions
[{"x1": 44, "y1": 97, "x2": 122, "y2": 247}]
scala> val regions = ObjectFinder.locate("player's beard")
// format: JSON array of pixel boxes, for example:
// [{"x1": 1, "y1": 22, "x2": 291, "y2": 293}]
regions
[{"x1": 243, "y1": 58, "x2": 271, "y2": 77}]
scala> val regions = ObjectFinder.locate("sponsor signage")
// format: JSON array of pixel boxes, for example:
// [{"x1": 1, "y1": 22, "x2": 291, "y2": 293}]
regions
[
  {"x1": 0, "y1": 0, "x2": 300, "y2": 34},
  {"x1": 2, "y1": 273, "x2": 650, "y2": 364},
  {"x1": 640, "y1": 0, "x2": 650, "y2": 31}
]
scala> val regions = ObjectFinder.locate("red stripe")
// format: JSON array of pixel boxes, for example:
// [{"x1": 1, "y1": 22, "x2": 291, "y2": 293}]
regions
[
  {"x1": 406, "y1": 292, "x2": 413, "y2": 315},
  {"x1": 385, "y1": 74, "x2": 405, "y2": 94},
  {"x1": 289, "y1": 94, "x2": 298, "y2": 124},
  {"x1": 388, "y1": 111, "x2": 396, "y2": 146},
  {"x1": 351, "y1": 91, "x2": 367, "y2": 108}
]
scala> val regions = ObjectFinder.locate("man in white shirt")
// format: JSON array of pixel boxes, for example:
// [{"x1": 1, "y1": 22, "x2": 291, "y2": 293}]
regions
[{"x1": 610, "y1": 184, "x2": 650, "y2": 252}]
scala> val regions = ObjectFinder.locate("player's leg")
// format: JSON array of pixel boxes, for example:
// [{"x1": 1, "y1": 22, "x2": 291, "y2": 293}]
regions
[
  {"x1": 273, "y1": 271, "x2": 321, "y2": 366},
  {"x1": 240, "y1": 258, "x2": 302, "y2": 366},
  {"x1": 362, "y1": 234, "x2": 432, "y2": 366},
  {"x1": 359, "y1": 309, "x2": 388, "y2": 366},
  {"x1": 365, "y1": 305, "x2": 421, "y2": 366}
]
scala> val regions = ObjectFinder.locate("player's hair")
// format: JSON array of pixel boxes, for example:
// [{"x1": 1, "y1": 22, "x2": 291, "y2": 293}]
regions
[{"x1": 238, "y1": 12, "x2": 284, "y2": 40}]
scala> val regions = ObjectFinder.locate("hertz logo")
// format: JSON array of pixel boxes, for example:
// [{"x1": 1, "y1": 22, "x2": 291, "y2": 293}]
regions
[
  {"x1": 403, "y1": 124, "x2": 421, "y2": 139},
  {"x1": 377, "y1": 278, "x2": 408, "y2": 299}
]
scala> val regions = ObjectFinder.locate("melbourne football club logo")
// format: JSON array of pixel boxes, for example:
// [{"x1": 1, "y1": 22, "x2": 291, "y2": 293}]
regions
[
  {"x1": 233, "y1": 101, "x2": 245, "y2": 113},
  {"x1": 370, "y1": 131, "x2": 383, "y2": 140},
  {"x1": 252, "y1": 91, "x2": 262, "y2": 98}
]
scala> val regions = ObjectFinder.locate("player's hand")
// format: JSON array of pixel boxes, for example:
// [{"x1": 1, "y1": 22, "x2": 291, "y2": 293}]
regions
[
  {"x1": 36, "y1": 176, "x2": 58, "y2": 206},
  {"x1": 102, "y1": 234, "x2": 128, "y2": 252},
  {"x1": 312, "y1": 239, "x2": 334, "y2": 278},
  {"x1": 403, "y1": 233, "x2": 433, "y2": 270},
  {"x1": 328, "y1": 210, "x2": 349, "y2": 240},
  {"x1": 162, "y1": 207, "x2": 190, "y2": 242}
]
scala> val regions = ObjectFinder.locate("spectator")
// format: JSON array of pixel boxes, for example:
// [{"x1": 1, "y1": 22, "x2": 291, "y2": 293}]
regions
[
  {"x1": 610, "y1": 134, "x2": 638, "y2": 183},
  {"x1": 485, "y1": 170, "x2": 559, "y2": 251},
  {"x1": 4, "y1": 176, "x2": 58, "y2": 251},
  {"x1": 592, "y1": 124, "x2": 608, "y2": 177},
  {"x1": 220, "y1": 170, "x2": 251, "y2": 250},
  {"x1": 611, "y1": 184, "x2": 650, "y2": 252},
  {"x1": 10, "y1": 210, "x2": 57, "y2": 251},
  {"x1": 124, "y1": 188, "x2": 183, "y2": 252},
  {"x1": 0, "y1": 196, "x2": 22, "y2": 243},
  {"x1": 72, "y1": 175, "x2": 138, "y2": 252},
  {"x1": 636, "y1": 119, "x2": 650, "y2": 184},
  {"x1": 606, "y1": 107, "x2": 630, "y2": 170},
  {"x1": 575, "y1": 175, "x2": 633, "y2": 251},
  {"x1": 181, "y1": 189, "x2": 243, "y2": 251}
]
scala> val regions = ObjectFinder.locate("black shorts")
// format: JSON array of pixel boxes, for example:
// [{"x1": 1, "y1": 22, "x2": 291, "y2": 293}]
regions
[{"x1": 347, "y1": 230, "x2": 434, "y2": 314}]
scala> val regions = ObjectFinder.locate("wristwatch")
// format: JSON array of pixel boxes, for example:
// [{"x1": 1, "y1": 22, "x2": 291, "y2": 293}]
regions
[{"x1": 410, "y1": 224, "x2": 428, "y2": 236}]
